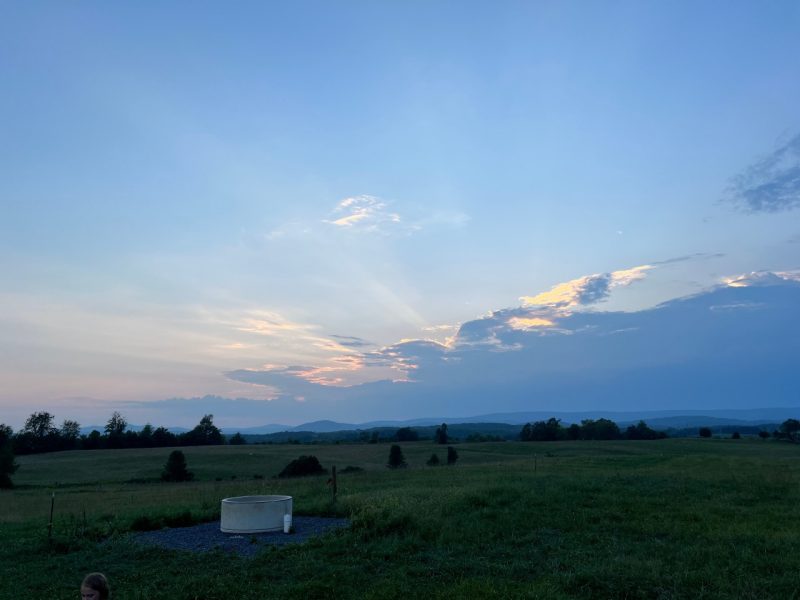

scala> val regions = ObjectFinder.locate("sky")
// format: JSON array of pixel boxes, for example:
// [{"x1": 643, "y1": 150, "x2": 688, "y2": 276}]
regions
[{"x1": 1, "y1": 1, "x2": 799, "y2": 429}]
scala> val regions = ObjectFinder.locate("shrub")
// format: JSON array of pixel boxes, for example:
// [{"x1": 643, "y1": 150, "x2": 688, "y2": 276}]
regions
[
  {"x1": 278, "y1": 455, "x2": 326, "y2": 478},
  {"x1": 340, "y1": 465, "x2": 363, "y2": 474},
  {"x1": 387, "y1": 445, "x2": 407, "y2": 469},
  {"x1": 758, "y1": 430, "x2": 770, "y2": 439},
  {"x1": 698, "y1": 427, "x2": 712, "y2": 438},
  {"x1": 731, "y1": 431, "x2": 741, "y2": 439},
  {"x1": 0, "y1": 424, "x2": 18, "y2": 489},
  {"x1": 447, "y1": 446, "x2": 459, "y2": 466},
  {"x1": 426, "y1": 453, "x2": 440, "y2": 466},
  {"x1": 161, "y1": 450, "x2": 194, "y2": 482}
]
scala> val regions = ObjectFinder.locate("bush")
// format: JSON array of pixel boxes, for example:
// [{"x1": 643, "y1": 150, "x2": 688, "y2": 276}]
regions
[
  {"x1": 340, "y1": 465, "x2": 363, "y2": 474},
  {"x1": 161, "y1": 450, "x2": 194, "y2": 482},
  {"x1": 434, "y1": 423, "x2": 449, "y2": 445},
  {"x1": 758, "y1": 430, "x2": 771, "y2": 439},
  {"x1": 278, "y1": 455, "x2": 326, "y2": 478},
  {"x1": 698, "y1": 427, "x2": 712, "y2": 438},
  {"x1": 228, "y1": 432, "x2": 246, "y2": 445},
  {"x1": 426, "y1": 453, "x2": 440, "y2": 466},
  {"x1": 0, "y1": 424, "x2": 18, "y2": 489},
  {"x1": 731, "y1": 431, "x2": 741, "y2": 439},
  {"x1": 387, "y1": 445, "x2": 407, "y2": 469},
  {"x1": 447, "y1": 446, "x2": 459, "y2": 466}
]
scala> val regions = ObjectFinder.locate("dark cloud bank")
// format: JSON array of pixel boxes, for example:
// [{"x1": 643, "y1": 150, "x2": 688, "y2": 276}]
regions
[{"x1": 218, "y1": 278, "x2": 800, "y2": 423}]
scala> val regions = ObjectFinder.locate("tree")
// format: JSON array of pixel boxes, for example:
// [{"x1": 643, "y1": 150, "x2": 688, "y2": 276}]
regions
[
  {"x1": 16, "y1": 411, "x2": 59, "y2": 454},
  {"x1": 625, "y1": 421, "x2": 665, "y2": 440},
  {"x1": 447, "y1": 446, "x2": 459, "y2": 466},
  {"x1": 434, "y1": 423, "x2": 449, "y2": 445},
  {"x1": 138, "y1": 423, "x2": 155, "y2": 448},
  {"x1": 82, "y1": 430, "x2": 103, "y2": 450},
  {"x1": 698, "y1": 427, "x2": 712, "y2": 438},
  {"x1": 580, "y1": 419, "x2": 621, "y2": 440},
  {"x1": 731, "y1": 431, "x2": 741, "y2": 440},
  {"x1": 59, "y1": 419, "x2": 81, "y2": 450},
  {"x1": 387, "y1": 444, "x2": 407, "y2": 469},
  {"x1": 105, "y1": 412, "x2": 128, "y2": 448},
  {"x1": 520, "y1": 418, "x2": 566, "y2": 441},
  {"x1": 395, "y1": 427, "x2": 419, "y2": 442},
  {"x1": 566, "y1": 423, "x2": 582, "y2": 440},
  {"x1": 24, "y1": 411, "x2": 56, "y2": 438},
  {"x1": 105, "y1": 411, "x2": 128, "y2": 436},
  {"x1": 161, "y1": 450, "x2": 194, "y2": 482},
  {"x1": 778, "y1": 419, "x2": 800, "y2": 443},
  {"x1": 228, "y1": 432, "x2": 246, "y2": 445},
  {"x1": 758, "y1": 430, "x2": 771, "y2": 440},
  {"x1": 426, "y1": 453, "x2": 440, "y2": 466},
  {"x1": 182, "y1": 414, "x2": 224, "y2": 446},
  {"x1": 152, "y1": 427, "x2": 178, "y2": 447},
  {"x1": 0, "y1": 424, "x2": 18, "y2": 489}
]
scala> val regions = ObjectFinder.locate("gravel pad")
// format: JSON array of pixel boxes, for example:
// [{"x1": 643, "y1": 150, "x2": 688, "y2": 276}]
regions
[{"x1": 130, "y1": 517, "x2": 350, "y2": 557}]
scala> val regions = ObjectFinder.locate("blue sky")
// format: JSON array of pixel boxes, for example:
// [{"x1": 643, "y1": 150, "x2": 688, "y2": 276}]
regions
[{"x1": 1, "y1": 2, "x2": 799, "y2": 428}]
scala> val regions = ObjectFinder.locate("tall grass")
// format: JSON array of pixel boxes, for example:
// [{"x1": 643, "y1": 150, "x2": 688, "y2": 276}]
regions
[{"x1": 1, "y1": 439, "x2": 799, "y2": 598}]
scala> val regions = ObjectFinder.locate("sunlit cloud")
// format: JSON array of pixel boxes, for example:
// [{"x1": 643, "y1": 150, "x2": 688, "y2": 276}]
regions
[
  {"x1": 236, "y1": 311, "x2": 316, "y2": 336},
  {"x1": 723, "y1": 270, "x2": 800, "y2": 288},
  {"x1": 324, "y1": 195, "x2": 401, "y2": 231},
  {"x1": 508, "y1": 316, "x2": 556, "y2": 330},
  {"x1": 520, "y1": 265, "x2": 653, "y2": 308}
]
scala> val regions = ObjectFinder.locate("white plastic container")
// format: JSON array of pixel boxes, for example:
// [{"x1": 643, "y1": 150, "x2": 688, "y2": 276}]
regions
[
  {"x1": 220, "y1": 495, "x2": 293, "y2": 533},
  {"x1": 283, "y1": 513, "x2": 292, "y2": 534}
]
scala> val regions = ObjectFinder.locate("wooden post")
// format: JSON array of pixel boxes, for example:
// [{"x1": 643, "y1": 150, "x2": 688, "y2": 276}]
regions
[
  {"x1": 48, "y1": 492, "x2": 55, "y2": 543},
  {"x1": 331, "y1": 465, "x2": 337, "y2": 499}
]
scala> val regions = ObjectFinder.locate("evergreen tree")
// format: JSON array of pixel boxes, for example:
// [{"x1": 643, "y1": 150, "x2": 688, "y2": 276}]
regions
[
  {"x1": 446, "y1": 446, "x2": 459, "y2": 465},
  {"x1": 161, "y1": 450, "x2": 194, "y2": 482},
  {"x1": 426, "y1": 453, "x2": 440, "y2": 466},
  {"x1": 0, "y1": 424, "x2": 18, "y2": 488},
  {"x1": 434, "y1": 423, "x2": 449, "y2": 444},
  {"x1": 387, "y1": 444, "x2": 407, "y2": 469}
]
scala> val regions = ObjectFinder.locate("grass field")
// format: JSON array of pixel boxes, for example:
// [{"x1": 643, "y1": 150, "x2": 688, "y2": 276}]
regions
[{"x1": 1, "y1": 438, "x2": 799, "y2": 599}]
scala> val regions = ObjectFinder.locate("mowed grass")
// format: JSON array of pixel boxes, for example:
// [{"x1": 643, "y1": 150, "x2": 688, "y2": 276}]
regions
[{"x1": 1, "y1": 439, "x2": 799, "y2": 599}]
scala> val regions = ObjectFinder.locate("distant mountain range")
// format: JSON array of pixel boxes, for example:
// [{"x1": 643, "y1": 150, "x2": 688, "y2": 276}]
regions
[{"x1": 80, "y1": 406, "x2": 796, "y2": 436}]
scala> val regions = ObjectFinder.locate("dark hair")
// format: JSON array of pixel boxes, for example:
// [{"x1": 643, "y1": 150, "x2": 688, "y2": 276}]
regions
[{"x1": 81, "y1": 573, "x2": 110, "y2": 600}]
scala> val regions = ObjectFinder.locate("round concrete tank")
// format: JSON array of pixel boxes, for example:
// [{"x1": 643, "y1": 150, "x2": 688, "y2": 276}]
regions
[{"x1": 220, "y1": 495, "x2": 293, "y2": 533}]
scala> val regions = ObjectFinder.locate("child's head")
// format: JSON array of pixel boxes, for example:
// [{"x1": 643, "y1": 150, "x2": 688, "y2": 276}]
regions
[{"x1": 80, "y1": 573, "x2": 109, "y2": 600}]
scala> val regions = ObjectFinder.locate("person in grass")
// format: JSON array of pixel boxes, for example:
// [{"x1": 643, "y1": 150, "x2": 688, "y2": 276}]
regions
[{"x1": 80, "y1": 573, "x2": 110, "y2": 600}]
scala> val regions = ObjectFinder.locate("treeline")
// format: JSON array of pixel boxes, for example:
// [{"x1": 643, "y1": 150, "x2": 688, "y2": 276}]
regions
[
  {"x1": 519, "y1": 418, "x2": 667, "y2": 441},
  {"x1": 3, "y1": 411, "x2": 246, "y2": 456}
]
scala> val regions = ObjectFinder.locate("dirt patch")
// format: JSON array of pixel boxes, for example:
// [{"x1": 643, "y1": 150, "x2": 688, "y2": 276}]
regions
[{"x1": 130, "y1": 516, "x2": 349, "y2": 557}]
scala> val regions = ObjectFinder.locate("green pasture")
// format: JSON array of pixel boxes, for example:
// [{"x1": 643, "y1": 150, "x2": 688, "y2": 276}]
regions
[{"x1": 2, "y1": 439, "x2": 799, "y2": 599}]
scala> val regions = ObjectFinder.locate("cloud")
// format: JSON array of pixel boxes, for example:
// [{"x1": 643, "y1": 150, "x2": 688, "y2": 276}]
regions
[
  {"x1": 652, "y1": 253, "x2": 725, "y2": 265},
  {"x1": 328, "y1": 335, "x2": 374, "y2": 348},
  {"x1": 723, "y1": 270, "x2": 800, "y2": 288},
  {"x1": 520, "y1": 265, "x2": 653, "y2": 308},
  {"x1": 324, "y1": 195, "x2": 402, "y2": 232},
  {"x1": 221, "y1": 273, "x2": 800, "y2": 422},
  {"x1": 727, "y1": 133, "x2": 800, "y2": 212},
  {"x1": 236, "y1": 311, "x2": 316, "y2": 336}
]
